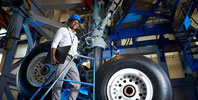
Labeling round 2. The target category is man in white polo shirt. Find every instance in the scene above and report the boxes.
[51,14,81,100]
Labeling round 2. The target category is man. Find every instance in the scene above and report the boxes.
[51,14,81,100]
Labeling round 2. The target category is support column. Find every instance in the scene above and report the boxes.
[91,0,105,69]
[179,53,193,77]
[157,35,170,77]
[93,47,104,70]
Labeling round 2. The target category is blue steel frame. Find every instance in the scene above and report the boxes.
[109,23,174,41]
[30,55,96,100]
[0,7,25,100]
[23,24,34,50]
[177,0,198,71]
[108,0,177,41]
[172,1,198,99]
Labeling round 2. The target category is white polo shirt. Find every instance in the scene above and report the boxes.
[51,27,79,57]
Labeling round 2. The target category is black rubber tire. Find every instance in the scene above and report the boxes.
[96,54,172,100]
[17,41,52,99]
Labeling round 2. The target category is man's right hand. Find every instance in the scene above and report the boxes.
[53,57,59,66]
[52,48,59,66]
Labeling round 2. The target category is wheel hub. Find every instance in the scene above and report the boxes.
[123,85,135,97]
[40,65,50,75]
[107,68,153,100]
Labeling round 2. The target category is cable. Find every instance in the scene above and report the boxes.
[110,42,113,57]
[103,36,119,54]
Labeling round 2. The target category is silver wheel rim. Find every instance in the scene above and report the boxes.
[27,52,56,87]
[107,68,153,100]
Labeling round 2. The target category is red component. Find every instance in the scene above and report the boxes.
[139,73,143,77]
[0,8,10,29]
[84,0,91,10]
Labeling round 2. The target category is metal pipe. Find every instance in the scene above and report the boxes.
[92,58,96,100]
[58,78,94,86]
[93,47,104,69]
[91,0,105,70]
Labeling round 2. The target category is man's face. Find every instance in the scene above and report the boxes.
[71,19,79,30]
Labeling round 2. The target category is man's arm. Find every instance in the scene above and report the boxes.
[52,48,59,65]
[51,28,63,65]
